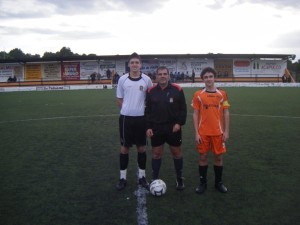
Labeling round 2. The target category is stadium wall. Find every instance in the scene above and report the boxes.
[0,56,289,83]
[1,83,299,93]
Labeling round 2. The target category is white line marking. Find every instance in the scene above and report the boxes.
[134,186,149,225]
[134,169,149,225]
[0,114,119,124]
[231,113,300,119]
[1,113,299,125]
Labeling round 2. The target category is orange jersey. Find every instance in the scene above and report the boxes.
[192,88,230,136]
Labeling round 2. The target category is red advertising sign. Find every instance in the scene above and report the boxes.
[61,62,80,80]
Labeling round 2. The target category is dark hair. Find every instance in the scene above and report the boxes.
[128,52,141,62]
[200,67,217,79]
[156,66,169,75]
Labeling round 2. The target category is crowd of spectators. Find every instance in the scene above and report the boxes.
[146,71,195,83]
[7,76,17,82]
[282,74,292,83]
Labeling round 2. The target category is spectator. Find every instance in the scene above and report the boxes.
[97,73,102,80]
[192,70,195,83]
[114,72,120,84]
[90,72,96,83]
[7,76,17,82]
[106,69,112,79]
[281,75,287,83]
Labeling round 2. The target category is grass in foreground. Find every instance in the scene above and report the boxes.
[0,87,299,225]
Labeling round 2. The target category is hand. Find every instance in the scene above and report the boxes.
[222,131,229,142]
[146,129,154,137]
[172,124,181,133]
[195,133,202,144]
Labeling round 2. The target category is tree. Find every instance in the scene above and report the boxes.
[8,48,25,59]
[287,59,300,82]
[58,47,74,57]
[43,51,58,58]
[0,51,7,59]
[42,47,76,59]
[25,53,40,59]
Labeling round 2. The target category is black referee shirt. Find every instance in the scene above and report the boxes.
[145,82,187,129]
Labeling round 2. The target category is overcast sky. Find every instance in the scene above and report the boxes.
[0,0,299,60]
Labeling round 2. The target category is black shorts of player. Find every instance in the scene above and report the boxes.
[150,123,182,147]
[119,115,147,148]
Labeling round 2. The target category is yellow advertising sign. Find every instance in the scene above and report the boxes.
[214,59,233,77]
[25,64,42,80]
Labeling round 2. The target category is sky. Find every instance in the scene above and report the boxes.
[0,0,299,61]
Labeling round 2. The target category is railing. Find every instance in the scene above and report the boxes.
[1,75,290,88]
[0,79,112,87]
[192,74,283,83]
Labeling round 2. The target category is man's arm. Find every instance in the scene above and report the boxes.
[173,89,187,132]
[117,98,123,109]
[193,109,201,144]
[145,91,153,137]
[223,108,230,142]
[177,89,187,126]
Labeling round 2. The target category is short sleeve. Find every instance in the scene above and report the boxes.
[191,92,201,110]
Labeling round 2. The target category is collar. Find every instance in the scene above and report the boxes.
[155,82,171,90]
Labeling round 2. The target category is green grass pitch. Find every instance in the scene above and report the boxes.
[0,87,300,225]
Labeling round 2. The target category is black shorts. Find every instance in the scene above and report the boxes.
[119,115,147,147]
[150,124,182,147]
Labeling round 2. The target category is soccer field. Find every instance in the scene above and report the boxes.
[0,87,300,225]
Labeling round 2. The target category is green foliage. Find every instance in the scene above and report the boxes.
[287,59,300,81]
[0,51,7,59]
[0,47,77,60]
[59,47,74,57]
[0,88,299,225]
[42,51,58,58]
[8,48,26,59]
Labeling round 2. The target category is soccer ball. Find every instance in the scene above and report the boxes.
[149,179,167,196]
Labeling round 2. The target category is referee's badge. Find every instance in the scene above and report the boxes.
[170,98,173,103]
[139,86,143,91]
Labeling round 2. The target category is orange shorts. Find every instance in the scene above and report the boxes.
[196,135,226,155]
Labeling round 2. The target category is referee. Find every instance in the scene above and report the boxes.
[145,66,187,190]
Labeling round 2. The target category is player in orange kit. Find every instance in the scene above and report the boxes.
[191,67,230,194]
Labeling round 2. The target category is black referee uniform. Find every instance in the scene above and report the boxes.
[145,82,187,147]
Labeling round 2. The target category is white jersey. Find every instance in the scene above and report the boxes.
[116,73,153,116]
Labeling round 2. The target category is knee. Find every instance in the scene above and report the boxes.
[137,146,146,153]
[172,152,182,159]
[152,151,162,159]
[170,146,182,159]
[121,147,129,154]
[214,155,223,165]
[152,148,163,159]
[200,154,208,164]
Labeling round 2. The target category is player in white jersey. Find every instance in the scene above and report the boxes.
[116,52,153,190]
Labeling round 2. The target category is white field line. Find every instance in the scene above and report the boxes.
[0,114,120,124]
[134,169,149,225]
[134,186,149,225]
[0,113,299,125]
[231,113,300,119]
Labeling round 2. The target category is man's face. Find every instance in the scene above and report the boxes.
[128,58,141,73]
[157,69,169,86]
[202,72,215,87]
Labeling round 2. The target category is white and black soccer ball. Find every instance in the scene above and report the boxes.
[149,179,167,196]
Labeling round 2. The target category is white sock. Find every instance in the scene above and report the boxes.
[138,168,146,179]
[120,169,127,180]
